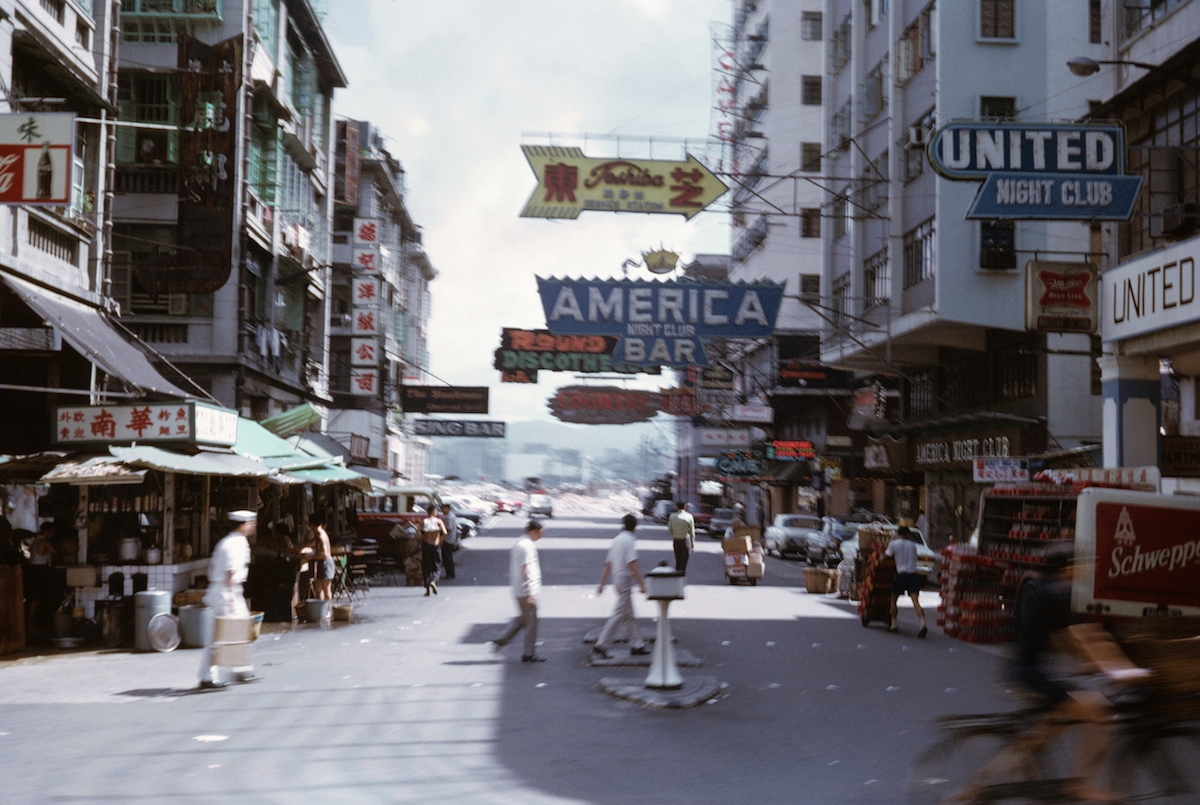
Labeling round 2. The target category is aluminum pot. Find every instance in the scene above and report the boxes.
[118,538,141,562]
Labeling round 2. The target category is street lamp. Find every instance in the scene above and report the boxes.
[1067,56,1200,94]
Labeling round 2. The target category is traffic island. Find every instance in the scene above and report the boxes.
[598,675,722,709]
[587,646,703,667]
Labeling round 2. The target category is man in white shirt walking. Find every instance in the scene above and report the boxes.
[493,519,546,662]
[198,510,256,689]
[592,513,648,661]
[666,501,695,574]
[885,526,927,638]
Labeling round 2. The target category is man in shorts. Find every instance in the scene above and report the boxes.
[885,526,927,637]
[308,511,334,606]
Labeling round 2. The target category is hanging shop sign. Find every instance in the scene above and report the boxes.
[401,385,489,415]
[973,458,1029,483]
[1158,436,1200,478]
[537,277,783,367]
[659,387,702,417]
[350,368,378,396]
[548,385,661,425]
[350,337,377,367]
[698,428,751,448]
[0,112,74,205]
[928,122,1141,220]
[766,440,816,461]
[729,403,773,424]
[493,328,654,381]
[520,146,727,220]
[349,433,369,461]
[714,450,767,479]
[53,402,237,446]
[778,359,853,389]
[413,419,506,438]
[1025,260,1099,333]
[1101,238,1199,342]
[141,35,242,296]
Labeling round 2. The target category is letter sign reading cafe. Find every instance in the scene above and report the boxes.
[928,122,1142,220]
[536,277,783,367]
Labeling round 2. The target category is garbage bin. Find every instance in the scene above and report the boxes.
[134,590,171,652]
[178,604,214,648]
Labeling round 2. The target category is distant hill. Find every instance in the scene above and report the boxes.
[504,418,675,454]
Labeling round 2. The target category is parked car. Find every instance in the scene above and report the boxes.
[492,498,522,515]
[686,502,713,533]
[804,515,885,567]
[837,524,940,586]
[444,498,483,525]
[707,507,738,537]
[649,499,675,524]
[762,513,824,558]
[528,494,554,518]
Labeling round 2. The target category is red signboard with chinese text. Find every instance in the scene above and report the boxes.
[52,402,237,446]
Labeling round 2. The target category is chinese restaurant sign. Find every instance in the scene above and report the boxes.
[493,327,656,383]
[1025,260,1098,333]
[928,122,1141,220]
[0,113,74,205]
[53,402,238,446]
[350,217,382,394]
[401,386,489,415]
[520,146,727,220]
[536,277,783,367]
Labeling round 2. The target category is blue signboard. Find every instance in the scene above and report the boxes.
[928,122,1142,221]
[967,173,1143,220]
[536,277,784,367]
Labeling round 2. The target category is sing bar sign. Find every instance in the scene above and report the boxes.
[928,122,1142,220]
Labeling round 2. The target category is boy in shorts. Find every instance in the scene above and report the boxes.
[885,526,927,637]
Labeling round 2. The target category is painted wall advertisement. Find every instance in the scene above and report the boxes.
[0,112,74,205]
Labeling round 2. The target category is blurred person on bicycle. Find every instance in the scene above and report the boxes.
[1001,544,1151,802]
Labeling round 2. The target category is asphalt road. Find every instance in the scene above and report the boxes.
[0,510,1020,805]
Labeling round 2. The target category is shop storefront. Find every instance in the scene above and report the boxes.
[0,404,370,649]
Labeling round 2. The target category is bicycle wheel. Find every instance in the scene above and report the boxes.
[907,723,1073,804]
[1107,722,1199,802]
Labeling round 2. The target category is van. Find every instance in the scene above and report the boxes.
[355,486,441,553]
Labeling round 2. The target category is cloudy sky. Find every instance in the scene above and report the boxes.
[323,0,732,426]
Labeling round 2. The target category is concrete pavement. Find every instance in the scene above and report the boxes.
[1,511,1013,805]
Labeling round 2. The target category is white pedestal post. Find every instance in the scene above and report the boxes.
[645,599,683,690]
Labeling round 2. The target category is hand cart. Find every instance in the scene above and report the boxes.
[857,525,895,627]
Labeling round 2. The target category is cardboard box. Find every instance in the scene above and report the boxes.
[211,641,249,666]
[746,556,764,579]
[723,536,752,554]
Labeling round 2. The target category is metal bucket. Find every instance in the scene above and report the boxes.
[133,590,171,651]
[177,604,214,648]
[303,599,330,623]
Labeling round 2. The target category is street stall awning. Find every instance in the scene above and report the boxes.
[109,445,273,477]
[260,403,324,438]
[279,465,371,491]
[0,452,70,483]
[0,273,193,398]
[294,431,354,464]
[234,417,304,460]
[40,456,147,485]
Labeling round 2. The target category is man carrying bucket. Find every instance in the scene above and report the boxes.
[198,510,257,690]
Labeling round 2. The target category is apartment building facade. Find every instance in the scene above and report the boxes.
[819,0,1107,542]
[328,119,435,480]
[110,0,345,420]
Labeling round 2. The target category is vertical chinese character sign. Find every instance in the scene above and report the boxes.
[0,113,75,205]
[350,218,382,396]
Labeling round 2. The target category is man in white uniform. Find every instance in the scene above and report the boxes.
[492,519,545,662]
[885,526,927,638]
[198,510,256,689]
[592,513,647,660]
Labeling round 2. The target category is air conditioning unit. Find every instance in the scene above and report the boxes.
[904,126,930,150]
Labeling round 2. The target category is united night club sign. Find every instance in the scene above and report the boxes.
[536,277,783,367]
